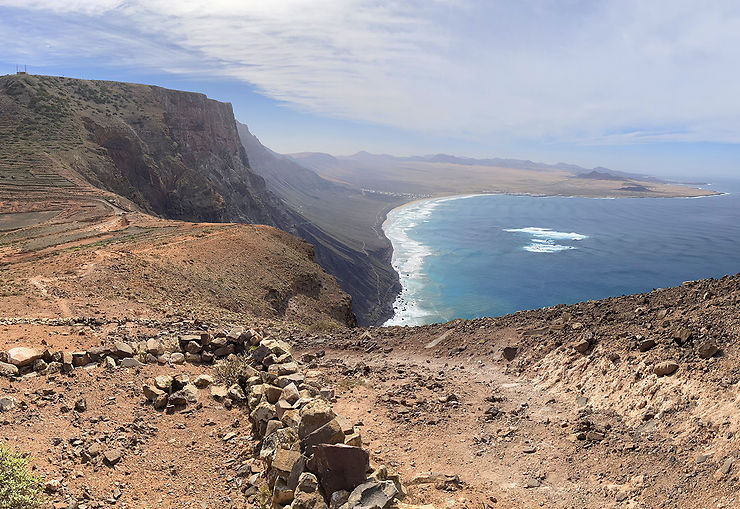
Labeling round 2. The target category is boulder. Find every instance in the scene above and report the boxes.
[313,444,369,495]
[170,353,185,365]
[282,383,301,405]
[7,347,43,367]
[638,339,656,352]
[0,361,18,377]
[697,340,719,359]
[502,346,518,361]
[120,358,143,368]
[302,418,345,451]
[71,351,91,367]
[654,360,679,376]
[346,481,398,509]
[299,399,337,438]
[0,396,17,412]
[211,385,228,400]
[572,339,590,353]
[146,339,164,356]
[143,385,166,401]
[154,375,173,391]
[291,472,328,509]
[112,342,134,358]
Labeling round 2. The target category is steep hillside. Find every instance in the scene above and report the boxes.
[0,202,354,326]
[0,74,294,225]
[238,123,404,325]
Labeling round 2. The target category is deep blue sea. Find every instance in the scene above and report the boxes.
[383,179,740,326]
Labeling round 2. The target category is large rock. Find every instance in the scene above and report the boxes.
[146,339,164,356]
[142,384,165,401]
[0,396,17,412]
[697,340,719,359]
[291,472,329,509]
[112,341,134,358]
[346,481,398,509]
[303,419,345,451]
[313,444,369,495]
[299,399,337,438]
[0,361,19,377]
[654,360,679,376]
[7,347,43,367]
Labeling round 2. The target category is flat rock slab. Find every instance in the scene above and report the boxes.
[7,347,43,367]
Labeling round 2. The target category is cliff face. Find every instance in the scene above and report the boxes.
[238,123,402,326]
[0,74,293,226]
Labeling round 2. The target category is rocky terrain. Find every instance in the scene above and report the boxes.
[2,205,740,508]
[3,72,739,509]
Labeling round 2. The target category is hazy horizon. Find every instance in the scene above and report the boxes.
[2,0,739,178]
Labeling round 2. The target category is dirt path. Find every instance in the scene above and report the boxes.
[29,275,73,317]
[298,337,728,509]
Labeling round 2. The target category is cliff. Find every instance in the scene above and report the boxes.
[237,123,402,326]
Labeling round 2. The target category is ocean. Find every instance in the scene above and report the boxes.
[383,180,740,326]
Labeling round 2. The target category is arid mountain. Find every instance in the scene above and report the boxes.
[0,74,292,225]
[291,151,716,198]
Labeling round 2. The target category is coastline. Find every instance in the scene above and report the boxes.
[379,188,729,327]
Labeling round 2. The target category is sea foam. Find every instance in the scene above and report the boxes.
[504,227,588,253]
[383,198,446,326]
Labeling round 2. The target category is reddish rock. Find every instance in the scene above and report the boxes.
[7,347,43,367]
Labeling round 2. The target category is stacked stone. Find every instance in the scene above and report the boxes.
[244,337,403,509]
[0,327,259,378]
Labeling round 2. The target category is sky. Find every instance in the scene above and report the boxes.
[1,0,739,179]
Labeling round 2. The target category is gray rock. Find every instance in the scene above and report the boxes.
[120,358,143,368]
[697,340,719,359]
[0,361,19,377]
[346,481,398,509]
[282,383,300,404]
[146,339,164,356]
[170,353,185,365]
[313,444,369,496]
[113,341,134,358]
[0,396,17,412]
[32,358,48,373]
[298,399,336,438]
[185,341,202,354]
[638,338,656,352]
[74,398,87,412]
[143,384,166,401]
[103,449,122,466]
[194,375,214,388]
[502,346,518,361]
[71,351,90,367]
[572,339,590,353]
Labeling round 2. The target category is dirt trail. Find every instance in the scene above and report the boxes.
[29,275,73,317]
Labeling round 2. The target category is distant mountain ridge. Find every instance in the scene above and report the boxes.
[293,151,662,183]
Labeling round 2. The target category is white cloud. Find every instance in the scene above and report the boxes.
[2,0,740,144]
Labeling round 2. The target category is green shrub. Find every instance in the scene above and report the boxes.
[0,444,44,509]
[305,319,342,334]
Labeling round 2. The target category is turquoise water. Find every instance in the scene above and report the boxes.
[383,180,740,326]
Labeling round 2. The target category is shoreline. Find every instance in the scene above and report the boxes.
[378,188,730,327]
